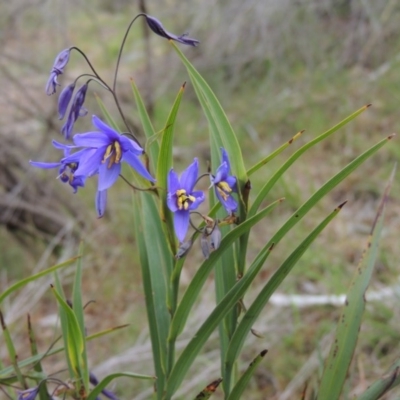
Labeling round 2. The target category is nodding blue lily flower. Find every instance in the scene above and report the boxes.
[45,48,71,95]
[17,386,40,400]
[30,140,86,193]
[210,148,237,214]
[89,372,119,400]
[61,115,155,217]
[167,158,205,242]
[144,14,199,47]
[61,83,88,139]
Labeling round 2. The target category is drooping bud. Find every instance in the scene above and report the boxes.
[58,83,75,120]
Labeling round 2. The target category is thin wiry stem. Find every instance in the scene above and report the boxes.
[119,174,157,193]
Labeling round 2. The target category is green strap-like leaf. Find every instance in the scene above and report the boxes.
[86,372,155,400]
[317,164,395,400]
[132,193,167,399]
[227,350,268,400]
[225,201,346,393]
[171,42,247,188]
[165,135,393,397]
[51,285,86,390]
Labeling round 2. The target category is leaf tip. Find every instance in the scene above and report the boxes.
[387,133,396,140]
[338,200,348,209]
[260,349,268,357]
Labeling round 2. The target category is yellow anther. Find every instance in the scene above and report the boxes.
[114,141,122,163]
[176,189,186,196]
[102,144,113,163]
[183,202,189,210]
[218,181,232,193]
[217,186,229,201]
[188,195,196,203]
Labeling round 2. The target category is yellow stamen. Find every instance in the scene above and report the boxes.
[102,144,113,163]
[218,181,232,193]
[217,186,229,201]
[114,141,122,163]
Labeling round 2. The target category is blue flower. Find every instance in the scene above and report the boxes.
[30,140,86,193]
[144,15,199,47]
[17,386,40,400]
[61,116,155,217]
[61,83,88,139]
[45,48,71,95]
[210,148,237,213]
[167,158,205,242]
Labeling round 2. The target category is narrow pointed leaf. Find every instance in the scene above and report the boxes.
[51,285,85,386]
[225,202,346,392]
[0,256,79,304]
[166,135,393,397]
[132,193,167,399]
[317,165,395,400]
[247,130,304,176]
[227,350,268,400]
[171,42,247,188]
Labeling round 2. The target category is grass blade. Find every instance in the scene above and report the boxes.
[0,256,79,304]
[317,164,396,400]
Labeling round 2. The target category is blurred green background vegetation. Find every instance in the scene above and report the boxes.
[1,0,400,398]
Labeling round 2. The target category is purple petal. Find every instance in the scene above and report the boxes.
[52,48,71,72]
[95,190,107,218]
[221,148,231,172]
[45,71,59,95]
[226,175,237,192]
[214,161,229,183]
[73,147,105,176]
[73,132,111,148]
[168,169,180,193]
[119,135,143,155]
[174,210,190,242]
[180,158,198,192]
[92,115,119,140]
[58,83,75,120]
[122,151,155,182]
[52,140,76,151]
[98,162,121,191]
[188,190,205,210]
[167,193,178,212]
[215,189,237,213]
[30,161,60,169]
